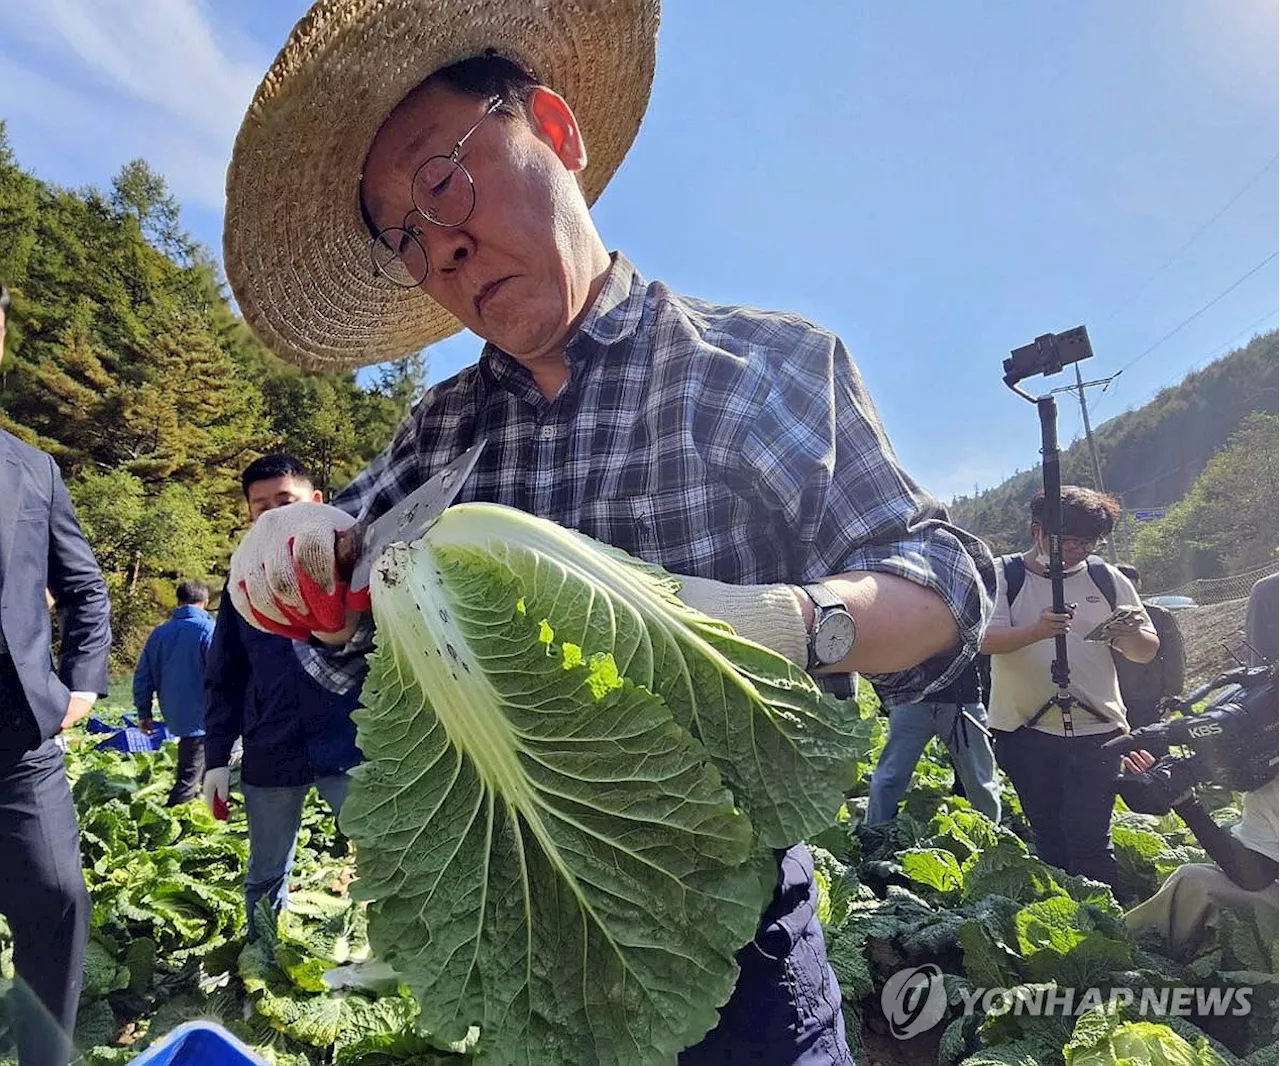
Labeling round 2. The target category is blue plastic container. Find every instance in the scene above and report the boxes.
[130,1021,267,1065]
[94,723,169,754]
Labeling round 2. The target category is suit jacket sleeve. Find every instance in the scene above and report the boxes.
[204,588,247,770]
[45,454,111,695]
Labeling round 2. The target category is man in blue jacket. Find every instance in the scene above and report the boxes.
[1,280,111,1066]
[203,455,361,936]
[134,579,216,806]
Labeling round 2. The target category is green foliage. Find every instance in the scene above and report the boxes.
[1064,1005,1231,1065]
[70,472,217,577]
[819,799,1276,1066]
[0,693,1272,1066]
[1131,414,1279,589]
[69,471,219,668]
[0,126,418,666]
[0,725,463,1066]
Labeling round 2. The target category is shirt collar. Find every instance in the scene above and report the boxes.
[571,252,646,351]
[478,252,646,387]
[171,605,207,619]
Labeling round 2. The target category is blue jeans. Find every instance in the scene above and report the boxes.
[243,773,351,937]
[867,702,1000,824]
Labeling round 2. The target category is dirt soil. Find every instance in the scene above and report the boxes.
[1173,598,1250,686]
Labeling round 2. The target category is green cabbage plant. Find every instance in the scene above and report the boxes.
[341,503,868,1065]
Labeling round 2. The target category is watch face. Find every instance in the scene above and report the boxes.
[814,612,856,664]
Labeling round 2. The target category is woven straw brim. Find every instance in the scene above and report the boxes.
[224,0,659,372]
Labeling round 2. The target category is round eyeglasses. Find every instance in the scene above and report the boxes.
[369,98,503,289]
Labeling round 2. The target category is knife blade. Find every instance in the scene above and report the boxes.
[336,440,486,591]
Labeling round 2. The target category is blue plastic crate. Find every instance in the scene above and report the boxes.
[130,1022,267,1065]
[94,723,169,754]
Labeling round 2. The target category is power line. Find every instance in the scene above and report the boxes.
[1102,153,1279,323]
[1195,305,1280,366]
[1094,303,1280,419]
[1113,457,1204,501]
[1109,249,1278,381]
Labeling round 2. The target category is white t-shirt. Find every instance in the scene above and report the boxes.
[987,558,1153,736]
[1233,777,1279,862]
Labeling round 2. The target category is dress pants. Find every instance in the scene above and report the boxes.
[0,741,92,1066]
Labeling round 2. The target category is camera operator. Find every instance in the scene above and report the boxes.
[1122,744,1277,957]
[982,486,1158,888]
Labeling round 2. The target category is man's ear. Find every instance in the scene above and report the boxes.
[527,86,588,172]
[311,489,324,504]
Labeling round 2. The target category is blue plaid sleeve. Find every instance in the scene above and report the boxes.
[739,325,995,701]
[294,616,373,695]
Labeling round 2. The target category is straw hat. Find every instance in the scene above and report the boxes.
[224,0,660,372]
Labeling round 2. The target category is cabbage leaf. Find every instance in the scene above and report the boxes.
[342,503,866,1065]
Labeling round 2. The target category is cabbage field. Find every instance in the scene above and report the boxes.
[0,688,1272,1066]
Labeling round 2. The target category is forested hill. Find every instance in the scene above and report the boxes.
[0,124,425,664]
[950,331,1278,556]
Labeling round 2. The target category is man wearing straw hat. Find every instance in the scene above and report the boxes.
[223,2,993,1061]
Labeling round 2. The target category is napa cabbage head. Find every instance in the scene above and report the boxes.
[341,502,868,1065]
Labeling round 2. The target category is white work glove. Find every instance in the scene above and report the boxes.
[203,766,231,820]
[675,576,808,668]
[228,502,368,641]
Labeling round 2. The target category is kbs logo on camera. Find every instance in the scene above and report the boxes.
[881,965,1254,1040]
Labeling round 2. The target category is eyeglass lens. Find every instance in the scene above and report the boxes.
[412,157,474,227]
[370,229,428,289]
[370,157,475,287]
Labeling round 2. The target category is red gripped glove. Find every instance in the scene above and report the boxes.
[228,502,371,641]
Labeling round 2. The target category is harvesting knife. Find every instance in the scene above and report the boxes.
[336,440,486,591]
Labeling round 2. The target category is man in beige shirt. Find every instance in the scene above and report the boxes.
[981,486,1158,888]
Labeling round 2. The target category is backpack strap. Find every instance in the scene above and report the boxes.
[1001,554,1026,606]
[1085,555,1117,610]
[1004,552,1117,610]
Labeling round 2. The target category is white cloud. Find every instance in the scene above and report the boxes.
[0,0,264,210]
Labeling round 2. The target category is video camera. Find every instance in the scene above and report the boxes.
[1110,665,1278,816]
[1002,326,1094,388]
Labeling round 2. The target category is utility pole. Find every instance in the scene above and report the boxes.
[1074,362,1118,563]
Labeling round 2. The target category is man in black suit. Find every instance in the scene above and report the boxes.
[0,281,112,1066]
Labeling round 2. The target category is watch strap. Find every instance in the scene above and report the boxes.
[801,582,845,613]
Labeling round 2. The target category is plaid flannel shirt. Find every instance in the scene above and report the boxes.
[297,253,994,698]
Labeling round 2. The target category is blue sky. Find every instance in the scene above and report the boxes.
[1,1,1276,503]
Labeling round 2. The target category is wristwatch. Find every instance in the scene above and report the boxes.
[799,583,857,670]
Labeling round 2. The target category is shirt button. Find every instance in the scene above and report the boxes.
[539,425,554,440]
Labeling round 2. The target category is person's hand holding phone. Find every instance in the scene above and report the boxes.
[1104,607,1146,635]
